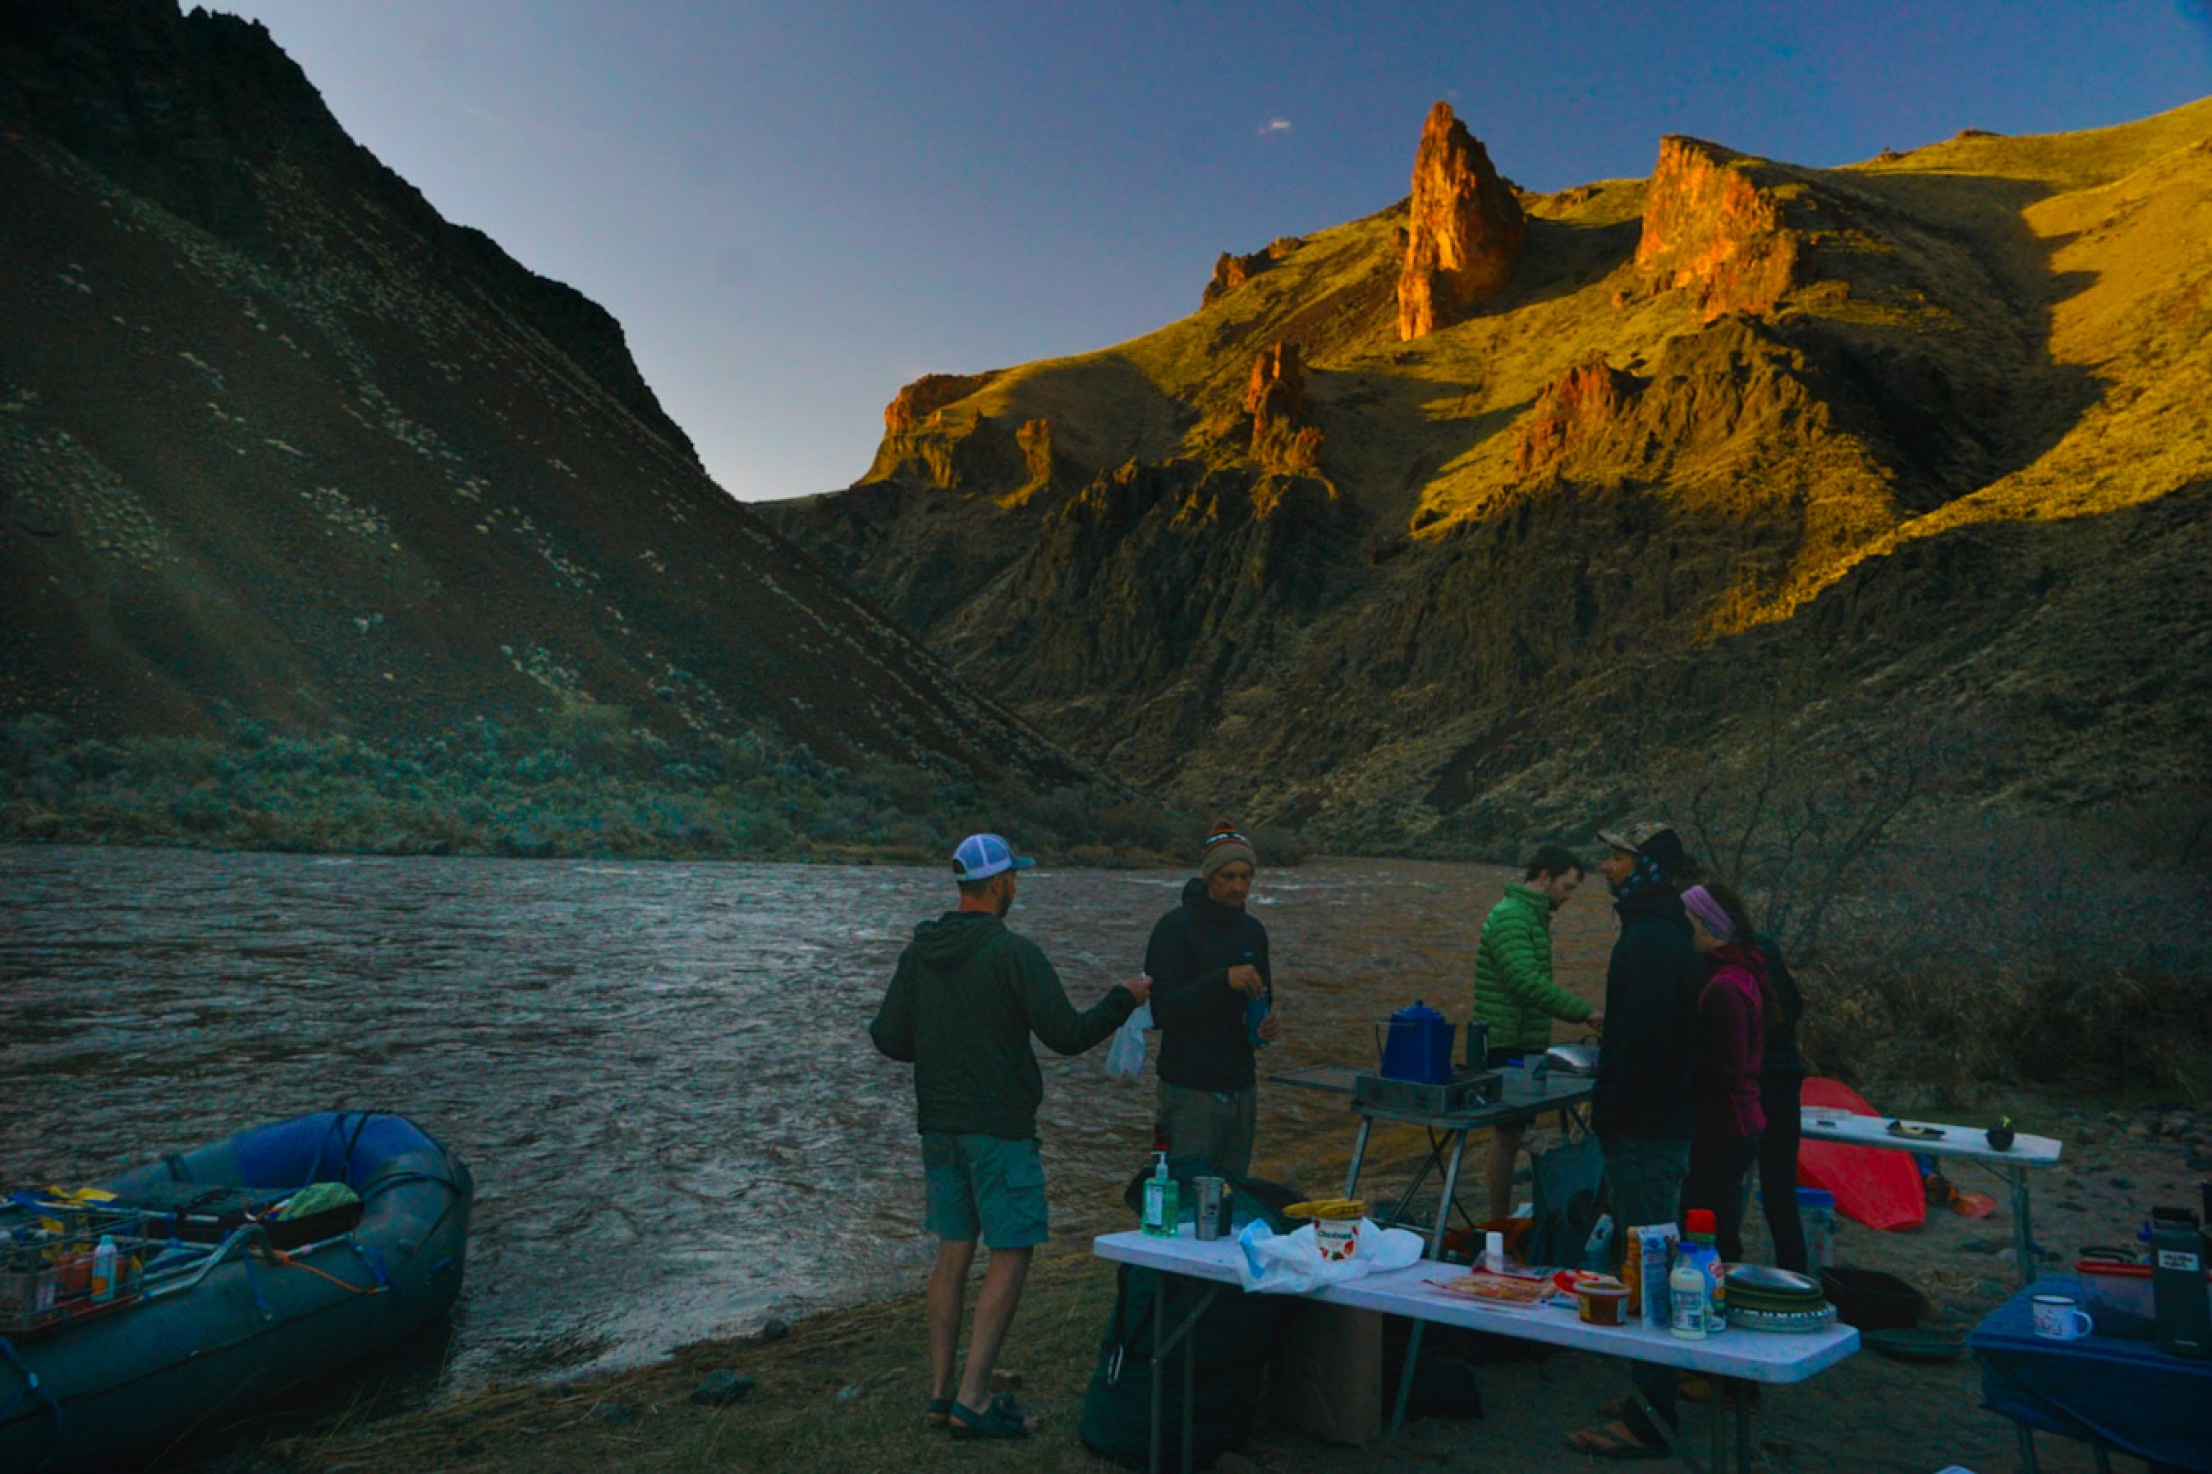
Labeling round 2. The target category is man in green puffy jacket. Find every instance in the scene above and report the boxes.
[1472,843,1604,1219]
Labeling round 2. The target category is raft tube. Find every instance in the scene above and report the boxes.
[0,1111,472,1472]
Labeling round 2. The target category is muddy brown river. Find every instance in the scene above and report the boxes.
[0,845,1618,1387]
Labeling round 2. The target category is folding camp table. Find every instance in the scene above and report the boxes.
[1096,1226,1860,1474]
[1798,1109,2063,1286]
[1273,1061,1596,1429]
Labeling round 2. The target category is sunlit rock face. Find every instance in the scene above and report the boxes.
[1395,101,1527,340]
[1203,236,1303,307]
[1634,135,1803,322]
[1513,355,1641,476]
[1245,342,1321,473]
[883,372,998,435]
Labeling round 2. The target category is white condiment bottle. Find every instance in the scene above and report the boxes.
[1668,1249,1708,1339]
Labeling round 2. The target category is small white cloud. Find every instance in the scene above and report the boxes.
[457,101,516,136]
[1257,118,1292,138]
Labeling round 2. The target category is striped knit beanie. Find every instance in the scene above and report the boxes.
[1199,821,1258,881]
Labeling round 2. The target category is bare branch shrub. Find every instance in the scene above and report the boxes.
[1664,684,2212,1097]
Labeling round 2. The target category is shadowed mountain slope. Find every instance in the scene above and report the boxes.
[0,0,1094,805]
[766,98,2212,849]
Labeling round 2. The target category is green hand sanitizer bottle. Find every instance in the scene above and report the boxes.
[1142,1152,1179,1238]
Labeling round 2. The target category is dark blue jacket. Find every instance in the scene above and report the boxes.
[1592,885,1703,1141]
[1145,877,1272,1092]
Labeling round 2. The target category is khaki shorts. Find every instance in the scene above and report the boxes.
[921,1132,1048,1249]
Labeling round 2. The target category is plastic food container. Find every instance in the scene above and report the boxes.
[1576,1281,1631,1326]
[2076,1258,2212,1340]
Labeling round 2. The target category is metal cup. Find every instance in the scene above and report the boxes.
[1463,1019,1490,1070]
[1192,1176,1230,1240]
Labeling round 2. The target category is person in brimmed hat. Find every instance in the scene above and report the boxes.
[870,833,1151,1440]
[1142,820,1278,1176]
[1571,820,1706,1460]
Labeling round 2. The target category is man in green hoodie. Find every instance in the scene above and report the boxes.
[1472,843,1603,1220]
[870,832,1150,1441]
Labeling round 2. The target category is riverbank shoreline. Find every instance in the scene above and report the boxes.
[187,1090,2208,1474]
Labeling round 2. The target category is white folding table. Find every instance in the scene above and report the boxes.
[1798,1109,2064,1285]
[1095,1226,1859,1474]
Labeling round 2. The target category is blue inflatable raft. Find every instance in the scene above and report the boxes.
[0,1111,473,1472]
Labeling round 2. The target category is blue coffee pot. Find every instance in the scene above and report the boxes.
[1378,1000,1456,1084]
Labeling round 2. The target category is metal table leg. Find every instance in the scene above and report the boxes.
[1710,1377,1727,1473]
[2007,1165,2037,1287]
[1629,1384,1704,1473]
[2014,1420,2041,1473]
[1431,1129,1468,1258]
[1344,1115,1373,1198]
[1183,1309,1197,1474]
[1149,1274,1163,1474]
[1732,1378,1752,1472]
[1144,1273,1223,1474]
[1385,1129,1471,1436]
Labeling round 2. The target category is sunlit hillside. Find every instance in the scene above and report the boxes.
[768,97,2212,855]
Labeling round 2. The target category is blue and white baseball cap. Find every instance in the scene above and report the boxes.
[952,833,1036,881]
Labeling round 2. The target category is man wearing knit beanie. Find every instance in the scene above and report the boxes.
[1142,821,1277,1176]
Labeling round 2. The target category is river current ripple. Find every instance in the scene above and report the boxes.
[0,845,1613,1387]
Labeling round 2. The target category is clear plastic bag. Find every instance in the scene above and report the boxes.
[1104,1003,1152,1079]
[1233,1218,1425,1294]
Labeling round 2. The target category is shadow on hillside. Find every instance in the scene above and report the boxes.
[1475,215,1643,317]
[1784,167,2111,515]
[1302,368,1521,520]
[1009,350,1198,476]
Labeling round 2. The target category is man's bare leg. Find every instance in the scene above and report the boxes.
[927,1239,977,1410]
[1486,1120,1525,1223]
[954,1245,1035,1419]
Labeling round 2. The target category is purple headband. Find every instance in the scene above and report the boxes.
[1681,885,1735,941]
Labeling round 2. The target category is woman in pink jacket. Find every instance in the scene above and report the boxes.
[1680,883,1772,1263]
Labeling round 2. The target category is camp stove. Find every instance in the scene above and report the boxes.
[1351,1066,1502,1117]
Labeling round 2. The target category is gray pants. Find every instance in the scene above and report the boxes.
[1602,1135,1692,1431]
[1155,1080,1256,1178]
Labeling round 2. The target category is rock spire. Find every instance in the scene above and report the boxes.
[1395,102,1527,340]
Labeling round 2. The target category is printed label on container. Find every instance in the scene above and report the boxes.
[2158,1249,2202,1272]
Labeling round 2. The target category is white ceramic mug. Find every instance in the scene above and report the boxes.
[2031,1293,2093,1341]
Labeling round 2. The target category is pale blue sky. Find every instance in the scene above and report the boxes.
[230,2,2212,501]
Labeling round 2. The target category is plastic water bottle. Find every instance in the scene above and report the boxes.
[1684,1208,1726,1333]
[1797,1188,1837,1272]
[91,1235,118,1303]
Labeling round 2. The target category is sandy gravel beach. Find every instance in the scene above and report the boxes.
[210,1089,2207,1474]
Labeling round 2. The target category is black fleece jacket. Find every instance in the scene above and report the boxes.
[1591,885,1704,1141]
[1144,877,1273,1093]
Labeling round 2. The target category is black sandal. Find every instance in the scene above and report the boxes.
[949,1395,1035,1440]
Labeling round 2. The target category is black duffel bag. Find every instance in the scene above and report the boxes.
[1078,1169,1298,1471]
